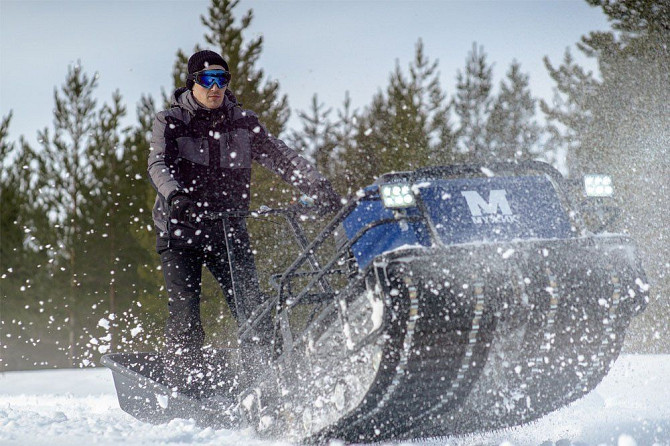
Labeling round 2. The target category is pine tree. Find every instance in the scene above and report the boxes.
[106,95,168,353]
[340,40,454,189]
[1,112,67,370]
[170,0,289,134]
[1,114,26,368]
[288,94,338,176]
[485,61,542,162]
[80,91,159,354]
[542,0,669,351]
[453,43,493,162]
[329,92,360,196]
[25,63,101,365]
[0,112,23,268]
[541,49,600,173]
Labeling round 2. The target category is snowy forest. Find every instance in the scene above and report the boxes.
[1,0,667,371]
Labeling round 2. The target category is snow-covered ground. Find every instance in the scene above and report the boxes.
[0,355,668,446]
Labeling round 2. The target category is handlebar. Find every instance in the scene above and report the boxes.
[195,204,319,222]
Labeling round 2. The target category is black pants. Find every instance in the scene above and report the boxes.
[158,218,272,393]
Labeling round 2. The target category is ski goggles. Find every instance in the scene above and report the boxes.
[189,69,231,89]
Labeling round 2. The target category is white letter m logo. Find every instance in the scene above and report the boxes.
[461,189,512,217]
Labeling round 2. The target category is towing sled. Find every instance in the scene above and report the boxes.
[103,161,648,443]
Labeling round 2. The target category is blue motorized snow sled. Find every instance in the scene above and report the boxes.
[103,160,648,443]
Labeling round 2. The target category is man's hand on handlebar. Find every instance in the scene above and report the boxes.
[291,193,343,216]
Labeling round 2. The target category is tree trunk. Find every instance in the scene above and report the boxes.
[69,251,76,367]
[109,279,117,352]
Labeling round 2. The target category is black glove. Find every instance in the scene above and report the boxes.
[310,180,343,215]
[169,193,197,226]
[319,189,343,214]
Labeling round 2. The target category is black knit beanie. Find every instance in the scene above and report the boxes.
[186,50,229,89]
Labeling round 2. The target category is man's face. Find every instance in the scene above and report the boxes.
[192,64,226,109]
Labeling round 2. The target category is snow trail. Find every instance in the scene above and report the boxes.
[0,355,668,445]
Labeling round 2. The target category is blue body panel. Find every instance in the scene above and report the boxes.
[343,175,573,269]
[341,196,431,269]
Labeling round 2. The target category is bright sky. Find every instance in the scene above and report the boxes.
[1,0,610,148]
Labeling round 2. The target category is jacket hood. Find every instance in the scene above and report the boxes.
[169,88,240,114]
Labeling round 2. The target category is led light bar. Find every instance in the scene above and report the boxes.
[380,183,416,208]
[584,174,614,197]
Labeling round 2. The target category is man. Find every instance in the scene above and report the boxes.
[148,49,341,397]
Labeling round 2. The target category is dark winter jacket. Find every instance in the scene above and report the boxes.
[148,88,339,245]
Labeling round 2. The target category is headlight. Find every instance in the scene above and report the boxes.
[380,183,416,208]
[584,174,614,197]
